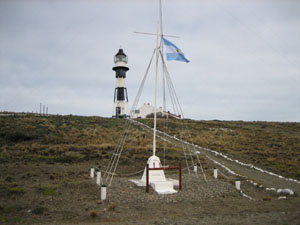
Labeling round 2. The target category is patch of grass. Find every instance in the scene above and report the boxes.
[0,182,26,196]
[0,215,7,223]
[9,187,26,195]
[263,196,272,201]
[65,180,82,185]
[0,205,23,223]
[38,184,60,196]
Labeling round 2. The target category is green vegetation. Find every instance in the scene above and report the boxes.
[38,184,60,196]
[9,187,26,195]
[0,205,23,223]
[0,114,299,179]
[0,179,26,197]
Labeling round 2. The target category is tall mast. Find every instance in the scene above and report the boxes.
[152,0,164,156]
[159,0,163,40]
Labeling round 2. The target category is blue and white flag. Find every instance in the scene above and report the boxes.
[162,38,189,63]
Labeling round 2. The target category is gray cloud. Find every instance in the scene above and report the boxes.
[0,0,299,121]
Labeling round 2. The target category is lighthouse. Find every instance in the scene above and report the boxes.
[112,48,129,118]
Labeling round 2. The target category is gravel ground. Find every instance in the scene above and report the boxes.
[1,161,300,225]
[107,174,238,204]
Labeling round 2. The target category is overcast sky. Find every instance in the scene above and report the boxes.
[0,0,299,122]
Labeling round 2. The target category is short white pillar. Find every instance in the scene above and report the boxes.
[90,168,95,178]
[96,171,101,186]
[101,185,107,200]
[235,180,241,190]
[213,168,218,179]
[193,165,198,173]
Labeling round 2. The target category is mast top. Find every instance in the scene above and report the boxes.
[133,0,179,41]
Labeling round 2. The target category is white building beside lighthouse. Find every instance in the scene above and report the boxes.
[132,103,164,119]
[132,103,182,119]
[112,49,129,118]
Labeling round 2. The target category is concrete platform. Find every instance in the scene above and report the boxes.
[150,181,177,194]
[129,155,179,194]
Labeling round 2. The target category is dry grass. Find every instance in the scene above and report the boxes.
[0,114,299,179]
[147,118,300,179]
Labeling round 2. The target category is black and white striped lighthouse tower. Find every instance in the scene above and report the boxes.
[112,49,129,118]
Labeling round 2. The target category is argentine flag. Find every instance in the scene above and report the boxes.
[163,38,189,63]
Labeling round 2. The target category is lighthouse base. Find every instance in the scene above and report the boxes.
[129,155,178,194]
[112,114,127,119]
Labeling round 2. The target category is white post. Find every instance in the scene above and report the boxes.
[193,165,197,173]
[90,168,95,178]
[96,171,101,186]
[235,180,241,190]
[213,168,218,179]
[101,185,107,200]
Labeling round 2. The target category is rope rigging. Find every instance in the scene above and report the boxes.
[104,31,208,186]
[159,49,207,180]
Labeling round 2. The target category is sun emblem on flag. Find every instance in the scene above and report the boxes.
[176,49,181,54]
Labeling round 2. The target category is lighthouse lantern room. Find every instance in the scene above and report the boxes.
[112,49,129,118]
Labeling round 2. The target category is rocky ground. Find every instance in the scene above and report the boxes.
[1,159,300,225]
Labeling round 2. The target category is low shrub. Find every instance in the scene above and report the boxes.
[5,176,13,182]
[89,210,98,217]
[32,207,47,215]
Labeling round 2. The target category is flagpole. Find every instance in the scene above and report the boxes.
[153,25,159,156]
[159,0,163,40]
[159,0,165,56]
[152,0,164,156]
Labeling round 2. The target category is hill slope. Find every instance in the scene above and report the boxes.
[1,114,299,178]
[1,114,300,224]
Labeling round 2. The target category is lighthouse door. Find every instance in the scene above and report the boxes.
[116,107,121,118]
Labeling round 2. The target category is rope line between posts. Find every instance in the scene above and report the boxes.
[101,169,144,177]
[217,169,237,181]
[116,169,144,177]
[198,166,214,172]
[101,165,214,178]
[216,168,248,182]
